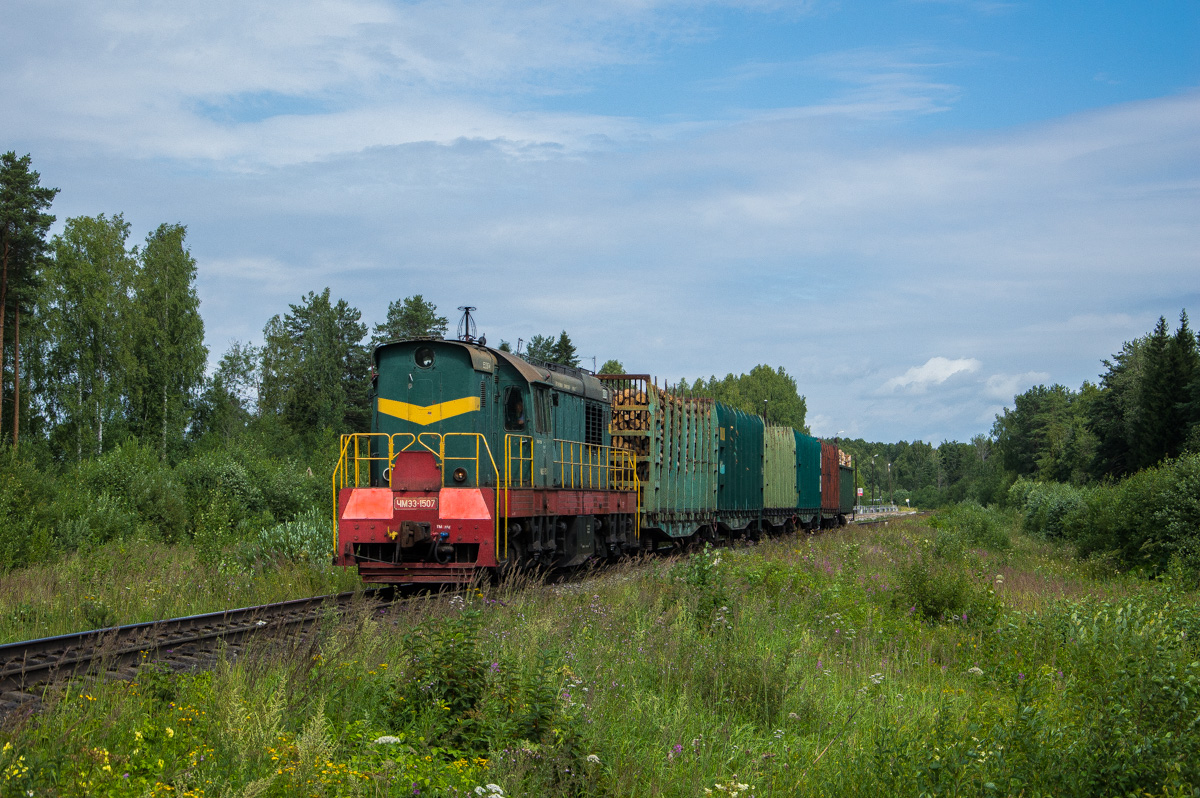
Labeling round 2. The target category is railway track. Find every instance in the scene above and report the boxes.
[0,589,384,714]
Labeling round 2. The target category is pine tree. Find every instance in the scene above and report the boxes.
[260,289,369,436]
[551,330,579,367]
[0,152,58,444]
[371,295,448,345]
[1136,316,1175,468]
[1166,310,1199,458]
[524,334,555,362]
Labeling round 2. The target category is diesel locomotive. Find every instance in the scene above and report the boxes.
[333,335,855,585]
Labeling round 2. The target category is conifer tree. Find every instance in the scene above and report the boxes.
[0,152,58,443]
[1137,316,1176,468]
[371,295,448,345]
[551,330,579,367]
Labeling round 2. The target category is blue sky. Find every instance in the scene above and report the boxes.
[3,0,1198,442]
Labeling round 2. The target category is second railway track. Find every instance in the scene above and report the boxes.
[0,589,385,711]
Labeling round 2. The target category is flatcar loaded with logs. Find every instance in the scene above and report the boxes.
[333,334,855,585]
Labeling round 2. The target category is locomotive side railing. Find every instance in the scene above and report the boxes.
[504,434,535,489]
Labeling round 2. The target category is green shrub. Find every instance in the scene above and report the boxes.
[176,450,266,527]
[255,509,333,564]
[72,440,188,541]
[894,552,999,626]
[1057,454,1200,574]
[1009,478,1088,539]
[929,502,1013,553]
[0,449,57,570]
[53,490,140,549]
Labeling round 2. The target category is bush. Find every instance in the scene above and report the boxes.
[176,450,266,527]
[1047,453,1200,575]
[1009,478,1087,539]
[0,449,57,570]
[893,551,999,626]
[928,502,1013,553]
[255,509,333,565]
[72,440,188,541]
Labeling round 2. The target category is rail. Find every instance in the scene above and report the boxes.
[0,591,381,693]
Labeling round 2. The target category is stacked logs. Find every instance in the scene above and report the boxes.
[611,387,653,457]
[838,449,853,468]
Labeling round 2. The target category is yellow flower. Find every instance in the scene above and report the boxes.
[166,727,175,738]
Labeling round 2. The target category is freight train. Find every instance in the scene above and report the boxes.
[333,335,855,585]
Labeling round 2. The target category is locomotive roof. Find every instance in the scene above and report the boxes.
[375,338,609,402]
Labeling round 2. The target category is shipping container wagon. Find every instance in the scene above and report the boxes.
[763,425,799,514]
[820,440,840,526]
[716,404,765,530]
[795,431,822,527]
[839,464,856,517]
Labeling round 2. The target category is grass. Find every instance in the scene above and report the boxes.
[2,509,1199,796]
[0,537,362,643]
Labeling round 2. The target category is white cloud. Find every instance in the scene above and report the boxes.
[881,357,982,393]
[983,372,1051,402]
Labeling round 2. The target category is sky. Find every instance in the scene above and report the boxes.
[3,0,1198,443]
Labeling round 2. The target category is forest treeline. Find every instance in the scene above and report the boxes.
[841,311,1200,511]
[2,153,1196,575]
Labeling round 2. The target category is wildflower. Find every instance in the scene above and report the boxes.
[166,727,174,738]
[586,754,601,764]
[967,667,984,675]
[374,736,403,744]
[869,673,884,685]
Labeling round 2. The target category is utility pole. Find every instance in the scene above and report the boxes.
[871,455,878,505]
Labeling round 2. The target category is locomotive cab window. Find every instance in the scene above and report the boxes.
[504,387,527,431]
[534,388,552,435]
[414,346,435,368]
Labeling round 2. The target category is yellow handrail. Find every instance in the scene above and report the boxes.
[334,430,643,564]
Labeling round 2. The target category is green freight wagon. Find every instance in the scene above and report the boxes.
[839,464,856,518]
[716,404,764,531]
[795,431,822,527]
[764,425,799,512]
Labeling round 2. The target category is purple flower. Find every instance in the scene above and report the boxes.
[1018,672,1025,681]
